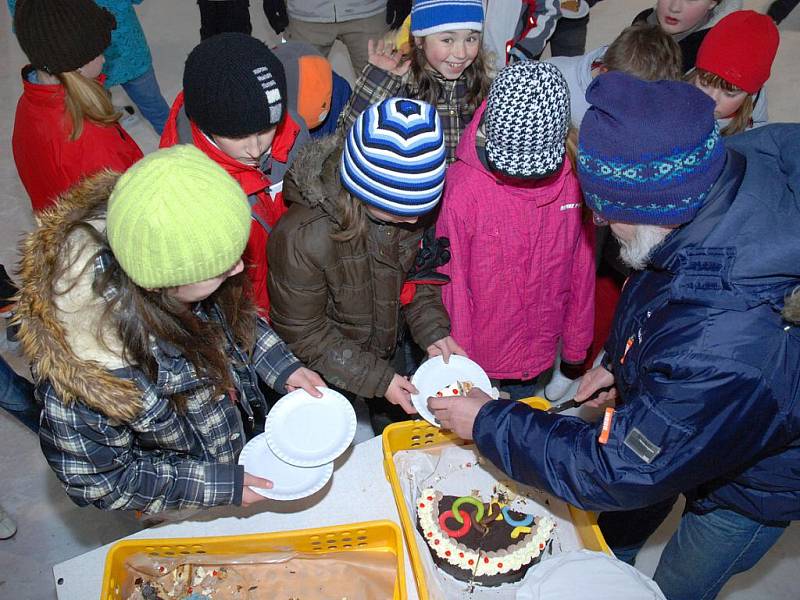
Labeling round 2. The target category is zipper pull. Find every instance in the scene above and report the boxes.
[620,335,635,365]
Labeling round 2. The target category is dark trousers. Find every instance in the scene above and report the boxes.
[197,0,252,40]
[549,15,590,57]
[768,0,799,23]
[0,265,16,310]
[0,356,39,433]
[598,496,678,557]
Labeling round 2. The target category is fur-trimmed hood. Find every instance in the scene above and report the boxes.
[282,134,344,225]
[14,171,142,422]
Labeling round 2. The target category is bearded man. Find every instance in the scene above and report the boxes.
[428,71,800,600]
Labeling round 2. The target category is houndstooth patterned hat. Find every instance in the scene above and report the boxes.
[485,61,571,179]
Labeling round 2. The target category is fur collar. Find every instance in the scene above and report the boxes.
[14,171,143,422]
[283,134,344,224]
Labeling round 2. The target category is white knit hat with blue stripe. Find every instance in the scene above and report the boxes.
[411,0,484,36]
[340,98,446,216]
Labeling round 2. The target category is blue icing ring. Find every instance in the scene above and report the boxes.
[501,506,533,527]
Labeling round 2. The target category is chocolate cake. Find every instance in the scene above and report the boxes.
[416,488,555,586]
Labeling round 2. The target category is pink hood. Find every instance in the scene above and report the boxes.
[436,101,595,379]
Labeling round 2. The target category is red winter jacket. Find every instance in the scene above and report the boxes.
[160,92,304,316]
[12,67,143,213]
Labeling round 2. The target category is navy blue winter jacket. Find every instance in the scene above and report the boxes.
[474,124,800,525]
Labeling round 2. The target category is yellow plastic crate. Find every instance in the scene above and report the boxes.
[101,520,406,599]
[382,397,611,599]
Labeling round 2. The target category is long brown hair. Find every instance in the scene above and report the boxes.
[52,204,256,411]
[409,35,492,111]
[685,69,755,136]
[330,189,369,242]
[57,70,120,141]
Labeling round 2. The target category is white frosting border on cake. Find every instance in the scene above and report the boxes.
[417,488,555,578]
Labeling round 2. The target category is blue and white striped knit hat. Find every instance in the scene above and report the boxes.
[340,98,446,216]
[410,0,484,36]
[578,72,725,226]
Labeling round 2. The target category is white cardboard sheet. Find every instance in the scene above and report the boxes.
[394,444,585,599]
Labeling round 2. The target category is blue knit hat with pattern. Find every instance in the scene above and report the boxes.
[340,98,446,216]
[411,0,484,36]
[578,72,725,226]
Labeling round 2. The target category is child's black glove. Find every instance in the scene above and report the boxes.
[263,0,289,34]
[400,230,451,305]
[386,0,412,29]
[407,229,451,285]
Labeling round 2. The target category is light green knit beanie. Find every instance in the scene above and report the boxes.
[107,145,251,289]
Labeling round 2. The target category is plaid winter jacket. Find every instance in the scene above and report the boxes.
[337,64,478,164]
[14,172,301,514]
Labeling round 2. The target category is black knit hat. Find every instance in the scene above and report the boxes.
[14,0,116,75]
[183,33,287,138]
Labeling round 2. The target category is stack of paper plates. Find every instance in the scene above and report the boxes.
[238,387,356,500]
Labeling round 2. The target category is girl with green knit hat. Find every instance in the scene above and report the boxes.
[13,145,324,514]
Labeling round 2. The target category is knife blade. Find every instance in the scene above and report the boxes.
[547,385,614,413]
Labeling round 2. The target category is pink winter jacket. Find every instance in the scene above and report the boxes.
[436,102,595,380]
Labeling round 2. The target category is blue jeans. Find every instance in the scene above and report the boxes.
[602,501,787,600]
[0,356,38,433]
[121,66,170,135]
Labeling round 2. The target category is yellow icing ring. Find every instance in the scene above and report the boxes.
[451,496,485,524]
[511,526,532,539]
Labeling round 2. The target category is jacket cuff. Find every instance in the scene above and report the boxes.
[232,464,245,506]
[472,399,557,483]
[560,346,588,366]
[413,324,451,353]
[274,361,302,394]
[374,365,396,398]
[204,463,244,507]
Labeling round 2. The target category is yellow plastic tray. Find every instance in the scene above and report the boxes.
[382,397,611,599]
[101,520,406,599]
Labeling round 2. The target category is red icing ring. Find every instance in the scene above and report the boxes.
[438,509,472,538]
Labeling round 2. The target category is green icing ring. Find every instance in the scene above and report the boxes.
[451,496,485,524]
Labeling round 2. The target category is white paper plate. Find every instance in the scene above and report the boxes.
[264,387,357,467]
[561,0,590,19]
[410,355,492,427]
[237,433,333,501]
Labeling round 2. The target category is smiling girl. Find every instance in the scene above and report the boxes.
[633,0,742,73]
[686,10,778,136]
[338,0,491,163]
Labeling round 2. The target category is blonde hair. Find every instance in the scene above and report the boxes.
[565,127,579,172]
[330,189,370,242]
[685,69,755,136]
[56,70,120,141]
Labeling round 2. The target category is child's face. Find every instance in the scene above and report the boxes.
[694,79,748,119]
[656,0,718,35]
[365,205,420,225]
[79,54,105,79]
[416,30,481,80]
[212,127,278,167]
[167,259,244,304]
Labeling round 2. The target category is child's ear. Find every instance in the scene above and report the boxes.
[414,36,425,48]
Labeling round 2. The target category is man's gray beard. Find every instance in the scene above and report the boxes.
[616,225,672,270]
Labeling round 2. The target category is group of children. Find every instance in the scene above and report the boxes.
[3,0,783,515]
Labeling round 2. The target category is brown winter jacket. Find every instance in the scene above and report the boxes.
[267,135,451,398]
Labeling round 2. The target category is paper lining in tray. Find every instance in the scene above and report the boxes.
[393,444,583,599]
